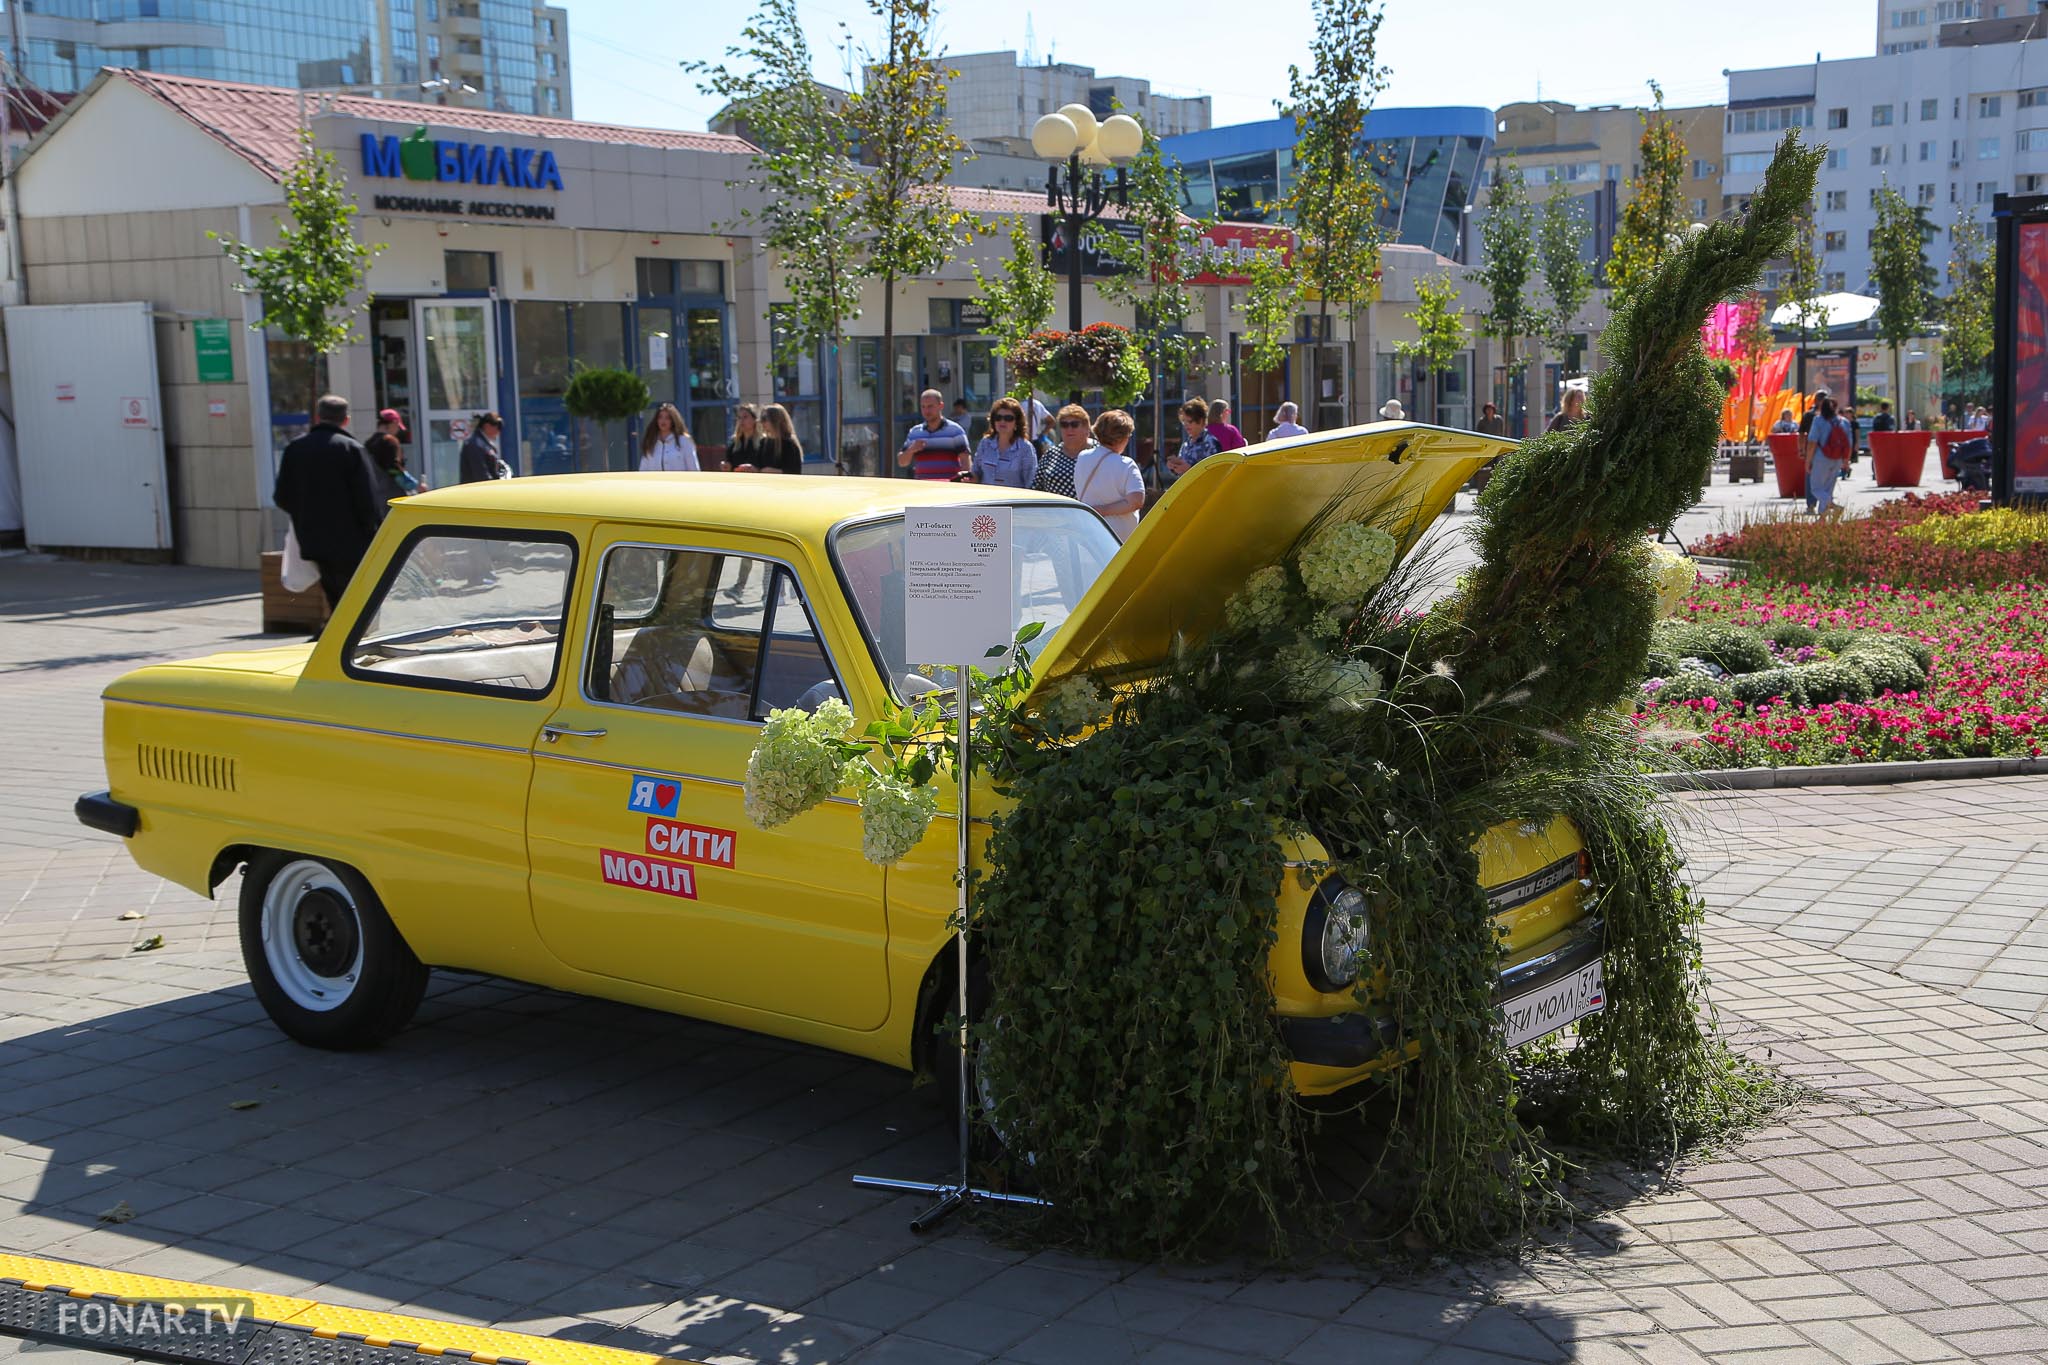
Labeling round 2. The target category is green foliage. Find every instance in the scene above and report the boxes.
[1473,160,1538,369]
[565,366,651,460]
[1765,620,1818,650]
[1093,123,1219,423]
[1394,274,1471,423]
[1943,209,1994,405]
[1281,0,1389,327]
[844,0,967,470]
[1239,246,1300,375]
[1006,325,1150,407]
[1655,671,1734,706]
[972,218,1059,398]
[1536,187,1594,357]
[1662,621,1774,674]
[210,128,386,411]
[1605,82,1691,305]
[1871,183,1934,400]
[1780,207,1830,344]
[685,0,863,395]
[1837,637,1928,692]
[1730,667,1809,706]
[1644,644,1681,678]
[1800,658,1875,703]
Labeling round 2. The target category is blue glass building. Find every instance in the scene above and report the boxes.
[15,0,551,115]
[1159,106,1494,260]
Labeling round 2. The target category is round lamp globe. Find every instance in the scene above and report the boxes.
[1057,102,1099,149]
[1031,112,1080,159]
[1096,113,1144,160]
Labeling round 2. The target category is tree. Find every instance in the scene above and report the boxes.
[1536,186,1593,372]
[687,0,863,465]
[1094,124,1217,458]
[1471,159,1538,433]
[1733,294,1775,443]
[1239,246,1298,377]
[1395,273,1470,424]
[972,217,1058,399]
[844,0,966,476]
[1779,206,1829,395]
[1943,208,1994,409]
[564,366,652,472]
[1870,182,1934,411]
[1606,82,1690,305]
[1280,0,1389,423]
[210,128,385,421]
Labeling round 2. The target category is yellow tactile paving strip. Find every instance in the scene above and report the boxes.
[0,1254,672,1365]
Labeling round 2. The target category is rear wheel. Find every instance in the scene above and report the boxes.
[238,852,427,1049]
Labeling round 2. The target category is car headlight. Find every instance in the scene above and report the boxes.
[1304,883,1371,994]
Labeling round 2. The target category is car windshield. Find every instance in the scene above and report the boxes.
[832,505,1121,698]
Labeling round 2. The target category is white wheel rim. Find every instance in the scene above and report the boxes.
[260,860,364,1012]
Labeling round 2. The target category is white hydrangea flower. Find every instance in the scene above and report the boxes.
[1223,564,1291,630]
[1322,657,1384,711]
[859,772,940,866]
[1645,543,1699,618]
[1036,673,1109,731]
[743,698,857,829]
[1297,522,1398,606]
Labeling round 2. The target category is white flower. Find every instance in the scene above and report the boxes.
[859,773,939,866]
[1646,543,1699,618]
[1297,522,1398,606]
[1036,673,1109,731]
[743,698,858,829]
[1309,608,1348,641]
[1273,638,1383,709]
[1224,564,1291,630]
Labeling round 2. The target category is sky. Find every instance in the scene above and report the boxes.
[570,0,1876,134]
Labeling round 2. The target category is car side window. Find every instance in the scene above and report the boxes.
[346,531,575,697]
[590,545,844,720]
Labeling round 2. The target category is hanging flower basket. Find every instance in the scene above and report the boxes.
[1008,323,1149,408]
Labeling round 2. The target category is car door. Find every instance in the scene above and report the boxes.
[525,525,891,1032]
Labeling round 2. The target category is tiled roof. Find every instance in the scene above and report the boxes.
[105,68,756,182]
[943,182,1288,236]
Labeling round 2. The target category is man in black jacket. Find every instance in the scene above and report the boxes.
[274,395,385,610]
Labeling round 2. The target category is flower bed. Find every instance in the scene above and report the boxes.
[1691,492,2048,587]
[1633,581,2048,765]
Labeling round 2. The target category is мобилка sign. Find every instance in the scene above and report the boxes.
[360,127,565,220]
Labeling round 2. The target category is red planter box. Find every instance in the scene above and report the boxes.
[1869,431,1930,488]
[1933,429,1973,480]
[1767,433,1807,498]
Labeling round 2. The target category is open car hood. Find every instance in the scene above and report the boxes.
[1027,421,1507,695]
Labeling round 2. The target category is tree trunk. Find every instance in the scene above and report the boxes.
[881,272,897,479]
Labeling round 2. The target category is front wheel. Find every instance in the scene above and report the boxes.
[238,852,427,1049]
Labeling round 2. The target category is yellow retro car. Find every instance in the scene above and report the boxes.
[77,423,1602,1097]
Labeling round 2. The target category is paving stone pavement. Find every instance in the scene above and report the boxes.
[3,556,2047,1365]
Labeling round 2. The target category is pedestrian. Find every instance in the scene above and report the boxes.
[1968,405,1992,430]
[1547,388,1587,433]
[897,388,970,480]
[1870,400,1896,435]
[758,404,805,475]
[638,403,699,472]
[1798,389,1827,513]
[1771,409,1797,434]
[724,403,765,470]
[1035,408,1061,458]
[954,396,988,446]
[376,408,408,443]
[1379,398,1406,421]
[1034,403,1091,498]
[364,430,420,502]
[1475,401,1508,438]
[1805,395,1851,521]
[1905,410,1922,431]
[970,396,1037,488]
[459,412,510,483]
[1270,401,1309,440]
[273,394,384,610]
[1164,398,1221,484]
[1208,398,1247,452]
[1081,409,1150,542]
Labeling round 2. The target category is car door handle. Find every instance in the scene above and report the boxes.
[541,724,607,743]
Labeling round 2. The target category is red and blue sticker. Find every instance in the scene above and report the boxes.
[627,774,679,818]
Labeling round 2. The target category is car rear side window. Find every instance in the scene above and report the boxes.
[589,545,844,721]
[345,530,575,698]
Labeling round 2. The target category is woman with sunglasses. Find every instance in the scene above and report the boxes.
[969,396,1038,487]
[1032,403,1092,498]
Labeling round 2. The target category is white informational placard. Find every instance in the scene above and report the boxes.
[903,504,1014,667]
[120,397,152,429]
[648,333,669,371]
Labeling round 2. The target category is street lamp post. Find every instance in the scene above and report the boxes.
[1030,105,1144,336]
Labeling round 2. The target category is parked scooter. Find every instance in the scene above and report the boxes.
[1951,436,1992,493]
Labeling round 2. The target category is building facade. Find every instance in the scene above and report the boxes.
[936,51,1210,159]
[1487,99,1725,259]
[14,0,570,116]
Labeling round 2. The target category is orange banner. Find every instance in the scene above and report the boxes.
[1722,347,1798,441]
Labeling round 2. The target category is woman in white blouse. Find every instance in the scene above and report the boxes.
[638,403,699,471]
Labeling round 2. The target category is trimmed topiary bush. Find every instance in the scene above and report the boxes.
[1798,658,1874,703]
[1645,645,1681,679]
[1839,640,1928,694]
[1764,621,1818,650]
[1665,621,1774,675]
[1730,667,1809,706]
[1655,671,1735,706]
[1817,627,1859,653]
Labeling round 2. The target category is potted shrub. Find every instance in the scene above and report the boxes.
[565,366,652,472]
[1006,323,1148,407]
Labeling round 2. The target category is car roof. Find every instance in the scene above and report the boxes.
[399,473,1072,534]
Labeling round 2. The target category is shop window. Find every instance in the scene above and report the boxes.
[1826,108,1848,130]
[638,259,725,298]
[444,250,495,293]
[346,532,576,699]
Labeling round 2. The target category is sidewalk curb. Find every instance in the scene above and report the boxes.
[1650,754,2048,791]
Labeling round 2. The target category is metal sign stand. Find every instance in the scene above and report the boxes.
[852,662,1051,1233]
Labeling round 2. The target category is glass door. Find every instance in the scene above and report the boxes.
[637,304,678,409]
[684,304,734,459]
[416,300,499,489]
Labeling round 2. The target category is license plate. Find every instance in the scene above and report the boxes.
[1500,959,1605,1049]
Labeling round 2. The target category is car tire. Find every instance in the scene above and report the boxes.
[238,851,427,1049]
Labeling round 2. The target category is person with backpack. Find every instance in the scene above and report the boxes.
[1805,395,1851,520]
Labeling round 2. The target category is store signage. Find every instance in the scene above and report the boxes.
[193,318,234,383]
[360,128,565,191]
[120,396,152,428]
[2009,221,2048,494]
[903,505,1015,667]
[1039,216,1143,277]
[1187,223,1294,287]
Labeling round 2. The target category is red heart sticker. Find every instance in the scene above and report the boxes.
[655,783,677,808]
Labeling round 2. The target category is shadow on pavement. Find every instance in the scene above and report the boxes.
[0,559,256,625]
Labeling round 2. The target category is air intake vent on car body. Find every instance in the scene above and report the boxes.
[137,744,238,792]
